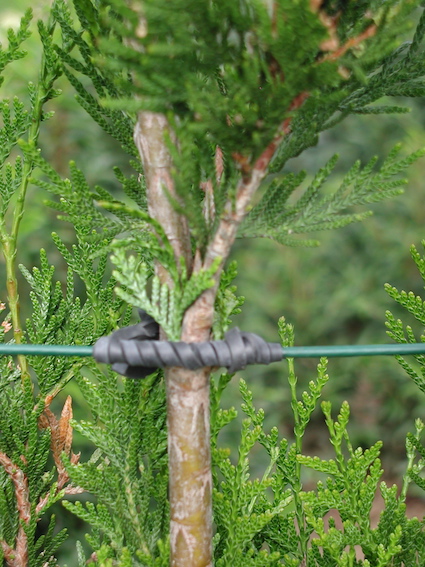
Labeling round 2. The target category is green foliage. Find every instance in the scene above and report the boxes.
[19,242,127,395]
[0,99,30,167]
[86,0,421,159]
[52,0,137,157]
[111,248,220,341]
[303,399,425,566]
[46,0,425,253]
[211,321,331,566]
[211,353,425,566]
[2,0,425,565]
[0,6,85,564]
[63,370,169,566]
[212,377,292,566]
[299,401,387,564]
[19,145,135,245]
[385,242,425,499]
[240,144,425,246]
[385,242,425,395]
[232,139,425,469]
[0,9,132,561]
[0,368,69,566]
[0,9,32,86]
[404,419,425,500]
[213,260,245,339]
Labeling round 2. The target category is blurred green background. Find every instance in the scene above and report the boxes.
[2,0,425,563]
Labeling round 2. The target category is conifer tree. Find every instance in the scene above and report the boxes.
[2,1,425,566]
[87,2,425,564]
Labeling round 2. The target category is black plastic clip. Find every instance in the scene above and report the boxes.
[93,310,283,378]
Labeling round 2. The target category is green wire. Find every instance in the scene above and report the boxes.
[281,343,425,358]
[0,343,425,358]
[0,344,93,357]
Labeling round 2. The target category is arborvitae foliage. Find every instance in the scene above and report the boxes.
[45,0,425,253]
[385,242,425,498]
[385,242,425,396]
[239,145,425,246]
[62,370,169,566]
[210,319,425,566]
[0,10,131,564]
[2,0,425,565]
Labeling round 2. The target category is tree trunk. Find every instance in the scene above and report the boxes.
[134,105,287,565]
[134,112,214,567]
[166,365,212,567]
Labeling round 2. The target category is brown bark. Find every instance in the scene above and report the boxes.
[166,366,212,567]
[0,453,30,567]
[135,112,213,566]
[134,112,193,282]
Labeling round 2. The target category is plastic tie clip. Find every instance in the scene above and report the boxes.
[93,311,283,378]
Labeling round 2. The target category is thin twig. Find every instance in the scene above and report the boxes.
[0,452,30,567]
[321,24,377,62]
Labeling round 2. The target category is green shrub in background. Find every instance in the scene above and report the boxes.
[2,1,425,565]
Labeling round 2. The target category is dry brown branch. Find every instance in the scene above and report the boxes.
[0,395,83,566]
[318,12,340,52]
[39,395,80,475]
[200,146,223,225]
[310,2,377,62]
[0,452,30,567]
[35,484,84,516]
[58,395,73,456]
[215,146,224,184]
[37,395,83,514]
[1,540,15,563]
[309,0,340,52]
[321,24,377,62]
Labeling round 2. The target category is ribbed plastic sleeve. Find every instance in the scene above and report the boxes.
[93,312,283,378]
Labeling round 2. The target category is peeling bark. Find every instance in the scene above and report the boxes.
[134,112,192,282]
[135,112,213,566]
[0,453,29,567]
[166,366,212,567]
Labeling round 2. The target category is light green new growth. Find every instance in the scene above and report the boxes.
[385,242,425,395]
[111,249,220,341]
